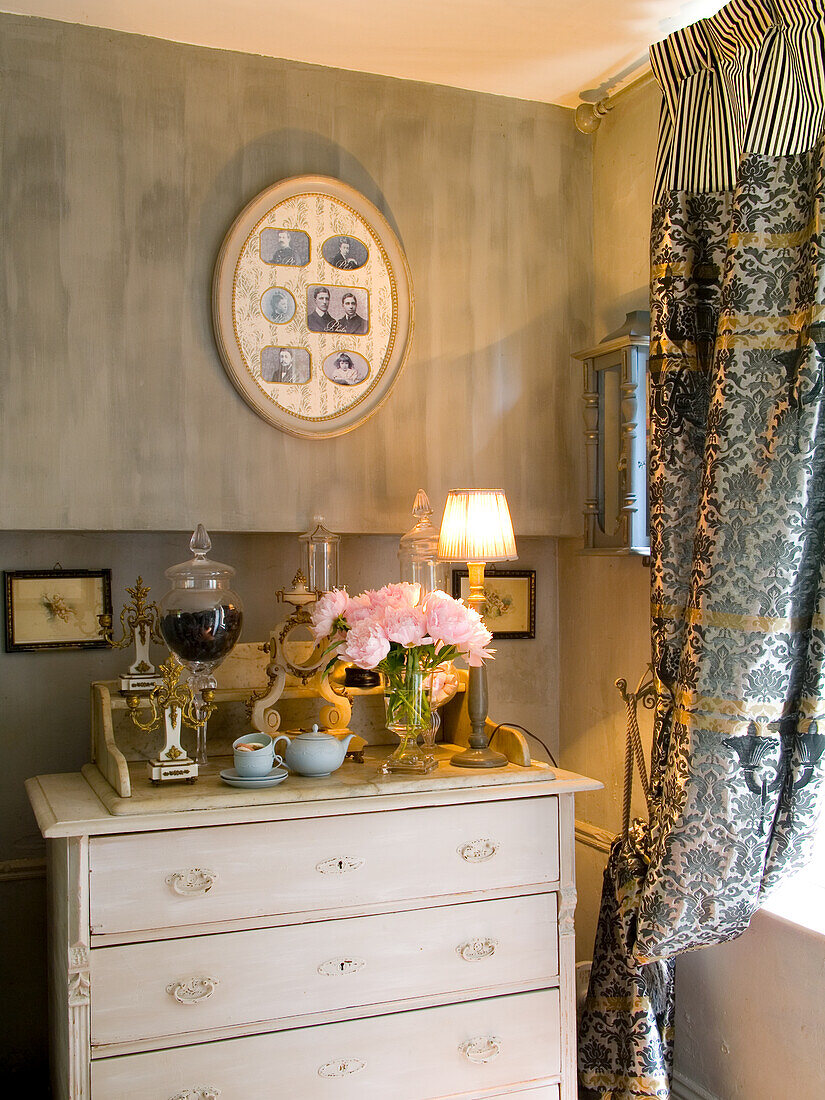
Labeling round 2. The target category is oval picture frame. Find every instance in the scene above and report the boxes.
[212,175,414,439]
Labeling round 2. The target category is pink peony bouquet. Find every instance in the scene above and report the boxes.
[310,582,492,730]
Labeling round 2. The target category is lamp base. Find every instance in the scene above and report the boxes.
[450,745,508,769]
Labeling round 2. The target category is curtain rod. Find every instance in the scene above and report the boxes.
[574,63,655,135]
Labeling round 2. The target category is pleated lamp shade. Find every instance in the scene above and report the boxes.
[437,489,517,563]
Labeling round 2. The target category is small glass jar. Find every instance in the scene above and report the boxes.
[300,516,340,593]
[398,489,448,594]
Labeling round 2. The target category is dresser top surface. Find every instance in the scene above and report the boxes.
[26,745,601,838]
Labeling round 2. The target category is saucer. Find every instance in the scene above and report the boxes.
[220,766,288,789]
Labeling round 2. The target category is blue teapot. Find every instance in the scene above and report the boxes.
[272,725,355,777]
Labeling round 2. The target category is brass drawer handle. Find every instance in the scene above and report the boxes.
[316,855,365,875]
[166,976,219,1004]
[168,1089,221,1100]
[318,957,366,976]
[458,838,498,863]
[457,937,498,961]
[165,868,218,896]
[318,1059,366,1078]
[459,1035,502,1063]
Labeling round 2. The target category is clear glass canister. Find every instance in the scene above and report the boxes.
[159,525,244,676]
[300,516,340,593]
[398,489,448,594]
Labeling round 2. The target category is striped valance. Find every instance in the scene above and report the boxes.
[650,0,825,199]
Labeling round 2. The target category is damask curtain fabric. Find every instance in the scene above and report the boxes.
[579,2,825,1096]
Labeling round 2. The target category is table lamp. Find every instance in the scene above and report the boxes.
[437,488,517,768]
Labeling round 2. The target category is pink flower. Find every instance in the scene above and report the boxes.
[423,590,493,664]
[369,582,421,616]
[341,619,391,669]
[310,589,350,641]
[426,664,460,706]
[346,592,377,624]
[383,606,428,647]
[465,621,495,666]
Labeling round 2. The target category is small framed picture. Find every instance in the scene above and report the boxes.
[4,568,112,652]
[451,568,536,639]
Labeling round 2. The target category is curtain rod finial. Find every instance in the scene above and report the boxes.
[575,97,613,135]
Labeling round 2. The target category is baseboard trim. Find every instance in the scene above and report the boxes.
[0,857,46,883]
[574,819,614,855]
[671,1070,722,1100]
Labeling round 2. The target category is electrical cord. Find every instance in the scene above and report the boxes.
[488,722,558,768]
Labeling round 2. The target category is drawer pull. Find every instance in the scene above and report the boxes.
[165,868,218,896]
[318,1059,366,1078]
[459,1035,502,1064]
[457,936,498,961]
[458,838,498,863]
[316,855,365,875]
[168,1089,221,1100]
[318,956,366,977]
[166,976,219,1004]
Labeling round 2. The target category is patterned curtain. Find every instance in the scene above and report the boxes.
[580,2,825,1096]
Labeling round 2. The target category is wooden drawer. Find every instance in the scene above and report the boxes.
[90,892,559,1048]
[90,987,562,1098]
[89,797,559,935]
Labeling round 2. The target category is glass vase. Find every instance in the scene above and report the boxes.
[379,668,436,774]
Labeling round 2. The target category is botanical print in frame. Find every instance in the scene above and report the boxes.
[451,569,536,639]
[4,569,112,651]
[213,175,414,438]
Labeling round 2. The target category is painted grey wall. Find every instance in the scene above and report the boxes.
[0,12,582,1087]
[0,14,592,535]
[558,78,659,963]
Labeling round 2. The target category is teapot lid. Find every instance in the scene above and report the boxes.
[293,723,334,740]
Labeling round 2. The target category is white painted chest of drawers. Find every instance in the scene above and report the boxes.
[27,757,598,1100]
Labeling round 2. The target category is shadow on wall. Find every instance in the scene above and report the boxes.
[196,128,403,341]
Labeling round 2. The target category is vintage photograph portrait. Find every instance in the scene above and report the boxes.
[323,350,370,386]
[451,569,536,639]
[260,286,296,324]
[322,234,369,270]
[259,227,310,266]
[260,346,311,384]
[4,568,112,651]
[306,286,369,334]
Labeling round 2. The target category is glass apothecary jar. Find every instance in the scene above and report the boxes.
[159,525,244,763]
[398,489,447,594]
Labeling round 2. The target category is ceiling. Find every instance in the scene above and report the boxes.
[2,1,727,108]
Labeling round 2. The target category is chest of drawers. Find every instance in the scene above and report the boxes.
[27,755,598,1100]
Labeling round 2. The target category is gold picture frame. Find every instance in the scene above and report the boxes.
[212,175,414,439]
[4,568,112,652]
[451,568,536,639]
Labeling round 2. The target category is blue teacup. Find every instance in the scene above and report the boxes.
[233,733,283,778]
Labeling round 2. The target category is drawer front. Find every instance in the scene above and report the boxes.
[89,797,559,934]
[91,893,559,1047]
[91,987,562,1099]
